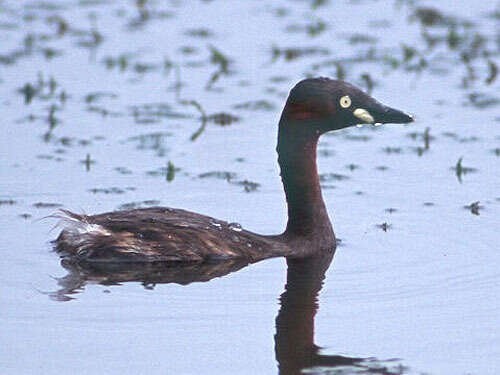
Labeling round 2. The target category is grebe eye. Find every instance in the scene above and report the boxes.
[340,95,351,108]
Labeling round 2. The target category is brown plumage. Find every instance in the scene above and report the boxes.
[54,78,413,263]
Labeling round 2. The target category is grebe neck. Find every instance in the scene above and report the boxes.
[277,120,334,243]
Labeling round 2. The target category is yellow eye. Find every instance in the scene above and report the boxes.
[340,95,351,108]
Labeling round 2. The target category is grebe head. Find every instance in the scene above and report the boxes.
[281,77,414,133]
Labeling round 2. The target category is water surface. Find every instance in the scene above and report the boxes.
[1,0,499,374]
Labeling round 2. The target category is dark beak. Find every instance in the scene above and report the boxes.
[354,98,414,125]
[374,104,414,124]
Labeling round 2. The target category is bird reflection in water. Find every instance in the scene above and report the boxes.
[49,255,409,374]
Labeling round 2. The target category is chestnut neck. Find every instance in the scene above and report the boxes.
[277,117,334,243]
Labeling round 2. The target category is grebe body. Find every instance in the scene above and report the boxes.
[55,78,413,263]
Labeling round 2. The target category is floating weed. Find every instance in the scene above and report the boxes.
[178,99,207,141]
[375,166,389,171]
[423,202,435,207]
[46,15,68,37]
[207,112,239,126]
[359,73,375,94]
[464,201,483,216]
[385,208,398,214]
[319,173,349,182]
[19,213,32,219]
[491,148,500,157]
[88,187,135,194]
[345,164,360,171]
[81,153,95,171]
[18,83,38,104]
[408,127,432,156]
[206,45,232,90]
[453,157,477,183]
[270,45,329,63]
[485,60,498,85]
[166,161,179,182]
[410,7,446,27]
[198,171,237,182]
[236,180,260,193]
[376,222,392,232]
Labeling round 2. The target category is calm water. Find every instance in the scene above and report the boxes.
[1,0,499,374]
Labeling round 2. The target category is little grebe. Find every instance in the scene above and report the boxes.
[55,78,413,262]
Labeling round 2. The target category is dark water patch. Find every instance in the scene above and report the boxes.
[232,100,275,111]
[464,201,483,215]
[285,17,327,37]
[85,91,118,104]
[126,132,173,157]
[319,173,350,182]
[114,166,133,175]
[318,149,335,157]
[179,46,198,55]
[36,154,64,162]
[129,103,189,124]
[345,33,378,45]
[344,134,372,142]
[33,202,62,209]
[185,28,213,38]
[88,187,136,195]
[24,2,67,11]
[118,200,161,211]
[382,146,403,154]
[87,105,123,118]
[467,92,500,109]
[268,75,289,83]
[0,199,17,206]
